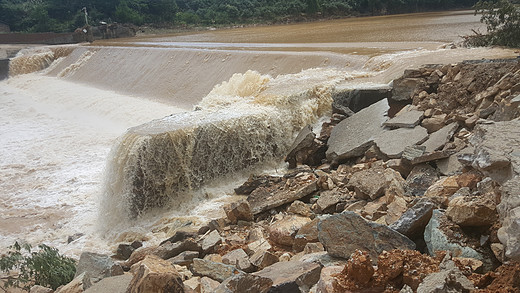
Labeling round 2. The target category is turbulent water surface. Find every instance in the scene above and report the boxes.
[0,10,517,257]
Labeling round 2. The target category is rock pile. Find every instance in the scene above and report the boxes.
[50,58,520,293]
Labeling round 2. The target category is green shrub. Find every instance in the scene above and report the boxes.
[0,242,76,291]
[465,0,520,47]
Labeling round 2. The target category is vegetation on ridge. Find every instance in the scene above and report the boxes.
[1,0,479,33]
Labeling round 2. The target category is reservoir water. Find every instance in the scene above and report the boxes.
[0,10,517,257]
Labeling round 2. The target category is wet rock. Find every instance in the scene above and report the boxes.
[223,200,254,224]
[420,122,459,153]
[216,272,273,293]
[317,211,415,260]
[384,106,424,129]
[127,255,184,293]
[116,244,136,260]
[75,252,123,285]
[252,260,321,293]
[190,258,242,282]
[326,99,389,163]
[332,85,392,113]
[268,215,311,247]
[315,265,343,293]
[124,239,200,268]
[67,233,84,244]
[389,198,435,238]
[405,164,440,197]
[285,125,325,168]
[287,200,312,217]
[374,126,428,159]
[235,175,282,195]
[416,257,474,293]
[222,248,254,273]
[168,251,199,266]
[446,192,497,227]
[247,173,318,215]
[200,230,222,254]
[293,218,320,252]
[250,250,279,270]
[57,272,91,293]
[315,189,348,213]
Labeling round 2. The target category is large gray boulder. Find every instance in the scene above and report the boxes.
[317,211,415,260]
[75,252,124,285]
[374,126,428,159]
[326,99,389,163]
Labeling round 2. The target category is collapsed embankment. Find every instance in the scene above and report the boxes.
[47,57,520,293]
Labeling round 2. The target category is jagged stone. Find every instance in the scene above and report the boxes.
[315,189,348,213]
[235,175,282,195]
[216,272,273,293]
[332,85,392,112]
[410,150,452,165]
[293,218,320,252]
[385,195,409,225]
[318,211,415,260]
[386,158,412,177]
[249,250,279,270]
[83,274,133,293]
[287,200,313,217]
[424,210,485,262]
[57,272,91,293]
[247,173,318,215]
[446,193,497,227]
[223,200,254,224]
[348,165,403,200]
[392,77,426,102]
[246,238,272,256]
[190,258,242,282]
[402,145,426,162]
[436,154,463,176]
[222,248,254,273]
[405,164,439,197]
[389,198,435,238]
[416,257,474,293]
[268,215,311,247]
[421,114,447,133]
[75,252,123,285]
[252,261,321,293]
[315,266,343,293]
[127,255,184,293]
[326,99,389,163]
[168,251,199,266]
[285,125,324,168]
[199,230,222,254]
[30,285,53,293]
[124,239,200,268]
[374,126,428,159]
[198,277,220,293]
[420,122,459,153]
[498,206,520,261]
[383,109,424,128]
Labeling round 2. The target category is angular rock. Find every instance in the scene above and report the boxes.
[332,85,392,113]
[235,175,282,195]
[293,218,320,252]
[386,158,413,177]
[446,193,497,227]
[318,211,415,260]
[392,77,426,102]
[287,200,312,217]
[190,258,242,282]
[383,109,424,128]
[326,99,389,163]
[348,165,403,200]
[416,258,474,293]
[247,174,318,215]
[30,285,53,293]
[268,215,311,247]
[402,145,426,162]
[216,272,273,293]
[424,210,484,261]
[75,252,123,284]
[420,122,458,153]
[405,164,439,197]
[436,154,463,176]
[83,274,133,293]
[285,125,324,168]
[199,230,222,254]
[223,200,254,224]
[57,272,91,293]
[315,189,348,213]
[246,238,272,256]
[374,126,428,159]
[127,255,184,293]
[498,206,520,261]
[249,250,279,270]
[124,239,200,268]
[222,249,254,273]
[199,277,220,293]
[389,198,435,238]
[253,261,321,293]
[421,114,447,133]
[424,176,460,205]
[315,265,343,293]
[168,251,199,266]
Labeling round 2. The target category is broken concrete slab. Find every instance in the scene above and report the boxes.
[383,109,424,128]
[420,122,459,153]
[374,126,428,159]
[326,99,389,163]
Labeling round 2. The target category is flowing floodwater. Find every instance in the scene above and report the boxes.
[0,10,517,257]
